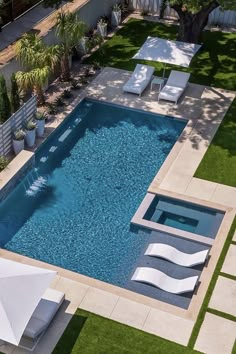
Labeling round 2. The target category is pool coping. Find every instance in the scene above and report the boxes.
[0,67,235,348]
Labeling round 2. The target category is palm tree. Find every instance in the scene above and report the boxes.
[56,11,87,81]
[15,33,61,105]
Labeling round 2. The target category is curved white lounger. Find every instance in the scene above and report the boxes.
[145,243,209,267]
[123,64,155,96]
[131,267,199,294]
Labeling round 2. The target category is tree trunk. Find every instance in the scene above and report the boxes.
[60,52,70,81]
[172,1,219,44]
[35,85,45,106]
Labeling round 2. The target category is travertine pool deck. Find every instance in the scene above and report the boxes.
[0,67,235,353]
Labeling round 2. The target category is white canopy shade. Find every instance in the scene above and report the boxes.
[0,258,56,345]
[133,37,201,67]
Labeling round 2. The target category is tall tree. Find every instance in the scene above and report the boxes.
[168,1,236,43]
[0,74,11,123]
[10,73,21,113]
[15,33,61,105]
[56,11,86,81]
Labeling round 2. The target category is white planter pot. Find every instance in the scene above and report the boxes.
[36,119,45,138]
[78,37,88,54]
[25,129,36,147]
[13,139,24,155]
[97,24,107,38]
[111,10,121,27]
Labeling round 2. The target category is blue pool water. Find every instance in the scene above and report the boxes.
[144,195,224,238]
[0,99,186,288]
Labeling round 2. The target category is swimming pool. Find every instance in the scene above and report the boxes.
[0,99,186,294]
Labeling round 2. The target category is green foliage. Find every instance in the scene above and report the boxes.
[15,33,60,103]
[13,129,25,140]
[169,0,236,13]
[56,11,87,80]
[10,73,21,113]
[0,74,11,123]
[0,155,8,172]
[25,120,36,131]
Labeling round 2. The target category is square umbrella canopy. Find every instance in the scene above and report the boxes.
[0,258,56,345]
[133,36,201,70]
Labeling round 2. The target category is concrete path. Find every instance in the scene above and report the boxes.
[194,234,236,353]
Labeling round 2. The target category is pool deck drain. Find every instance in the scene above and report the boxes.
[0,67,235,353]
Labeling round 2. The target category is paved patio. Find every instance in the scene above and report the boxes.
[0,67,235,353]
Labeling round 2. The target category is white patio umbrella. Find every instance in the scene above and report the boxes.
[0,258,56,345]
[133,36,201,76]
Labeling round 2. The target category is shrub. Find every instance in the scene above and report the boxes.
[141,9,149,16]
[61,89,72,99]
[70,79,81,90]
[0,74,11,123]
[46,103,57,115]
[53,96,64,107]
[0,155,8,172]
[10,73,21,113]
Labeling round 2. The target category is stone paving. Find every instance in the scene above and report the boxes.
[0,68,235,353]
[221,244,236,276]
[194,313,236,354]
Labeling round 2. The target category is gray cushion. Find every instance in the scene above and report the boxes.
[23,289,65,340]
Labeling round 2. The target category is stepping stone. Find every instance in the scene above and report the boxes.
[221,244,236,276]
[194,313,236,354]
[209,276,236,317]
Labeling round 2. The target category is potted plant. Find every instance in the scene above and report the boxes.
[78,36,89,54]
[12,129,25,155]
[97,18,107,38]
[111,3,122,27]
[25,120,37,147]
[35,111,47,137]
[0,155,8,172]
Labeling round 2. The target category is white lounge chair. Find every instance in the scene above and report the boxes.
[145,243,209,267]
[19,288,65,351]
[131,267,198,294]
[123,64,155,96]
[158,70,190,104]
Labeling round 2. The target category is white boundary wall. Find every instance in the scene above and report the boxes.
[130,0,236,27]
[0,96,37,156]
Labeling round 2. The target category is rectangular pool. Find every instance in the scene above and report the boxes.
[0,99,187,304]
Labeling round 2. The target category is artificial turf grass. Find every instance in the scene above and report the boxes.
[86,18,236,91]
[188,217,236,349]
[195,99,236,187]
[53,309,200,354]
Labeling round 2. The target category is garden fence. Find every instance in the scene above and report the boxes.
[130,0,236,27]
[0,95,37,156]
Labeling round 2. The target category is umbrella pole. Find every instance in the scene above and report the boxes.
[162,63,166,78]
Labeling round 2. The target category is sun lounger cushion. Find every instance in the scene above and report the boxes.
[158,70,190,103]
[123,64,155,96]
[23,288,65,340]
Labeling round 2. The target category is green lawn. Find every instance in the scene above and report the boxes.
[53,309,200,354]
[86,18,236,91]
[195,99,236,187]
[86,18,236,187]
